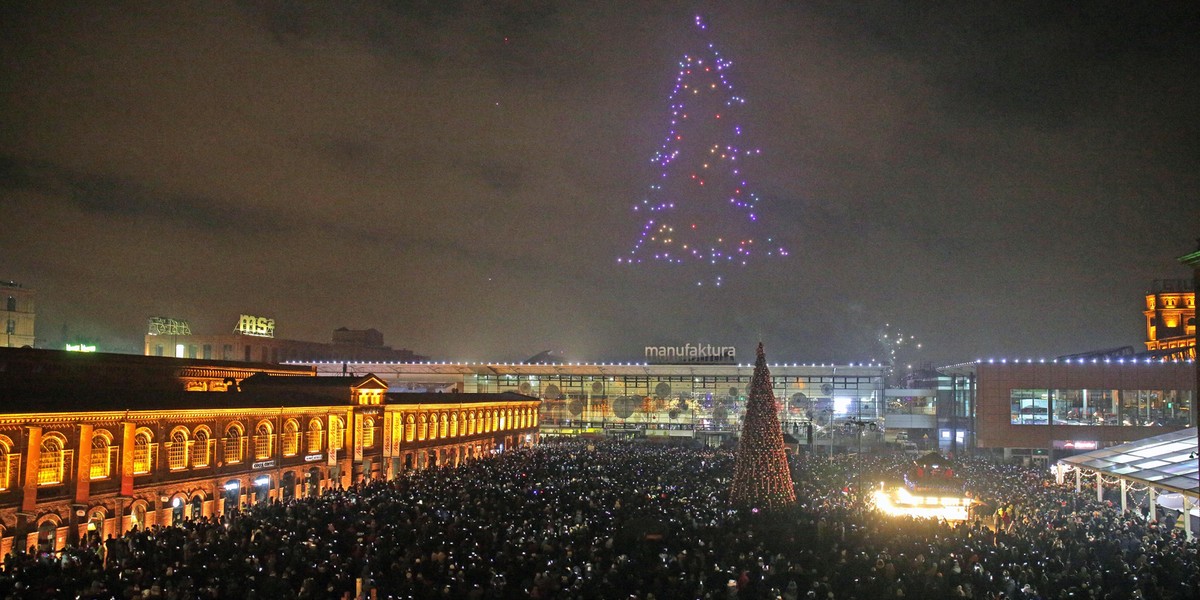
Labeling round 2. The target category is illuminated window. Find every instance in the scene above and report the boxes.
[362,417,375,448]
[450,413,459,438]
[1010,390,1048,425]
[224,423,245,464]
[306,419,323,453]
[90,431,115,479]
[417,415,427,441]
[428,414,438,440]
[133,430,154,474]
[282,420,300,456]
[0,438,17,491]
[329,417,344,451]
[37,435,68,486]
[403,415,414,443]
[254,422,273,460]
[439,413,449,438]
[167,429,188,470]
[193,428,212,467]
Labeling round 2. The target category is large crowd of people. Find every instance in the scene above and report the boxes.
[0,439,1196,599]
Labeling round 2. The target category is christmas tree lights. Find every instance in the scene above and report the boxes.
[730,343,797,509]
[618,16,787,285]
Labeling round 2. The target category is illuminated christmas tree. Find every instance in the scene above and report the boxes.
[618,16,787,286]
[730,343,796,509]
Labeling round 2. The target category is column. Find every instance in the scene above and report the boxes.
[1149,487,1158,522]
[21,426,42,513]
[75,424,95,504]
[1120,478,1128,514]
[1095,472,1103,503]
[119,422,136,497]
[1182,494,1194,541]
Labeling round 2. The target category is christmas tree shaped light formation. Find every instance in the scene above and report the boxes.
[618,15,787,286]
[730,342,797,509]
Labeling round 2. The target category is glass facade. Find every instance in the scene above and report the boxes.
[470,372,884,432]
[1010,388,1193,427]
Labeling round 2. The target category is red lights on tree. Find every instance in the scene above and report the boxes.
[730,342,796,509]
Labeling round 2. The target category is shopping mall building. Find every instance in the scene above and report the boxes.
[310,354,1194,465]
[311,358,891,446]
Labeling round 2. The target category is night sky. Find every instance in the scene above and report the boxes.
[3,2,1198,366]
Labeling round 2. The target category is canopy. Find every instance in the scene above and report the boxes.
[1057,428,1198,497]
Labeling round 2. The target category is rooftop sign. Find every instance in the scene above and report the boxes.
[236,314,275,338]
[148,316,191,336]
[645,343,736,364]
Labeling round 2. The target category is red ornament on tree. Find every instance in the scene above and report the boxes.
[730,342,796,509]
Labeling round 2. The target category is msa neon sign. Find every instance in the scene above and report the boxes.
[235,314,275,338]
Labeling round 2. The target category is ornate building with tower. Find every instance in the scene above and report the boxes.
[1144,278,1196,360]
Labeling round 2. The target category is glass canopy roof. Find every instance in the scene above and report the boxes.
[1059,428,1198,496]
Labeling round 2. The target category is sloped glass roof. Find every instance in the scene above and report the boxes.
[1058,428,1198,496]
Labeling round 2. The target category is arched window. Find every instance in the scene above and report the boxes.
[192,427,212,468]
[132,429,155,475]
[439,413,449,438]
[450,413,459,438]
[362,417,375,448]
[306,419,323,453]
[224,423,245,464]
[417,415,427,441]
[468,411,477,436]
[37,434,68,486]
[427,414,438,440]
[282,419,300,456]
[254,421,274,460]
[0,436,17,490]
[89,430,114,480]
[404,414,415,442]
[167,428,189,471]
[329,416,345,451]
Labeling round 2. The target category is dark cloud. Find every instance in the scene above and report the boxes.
[0,155,285,233]
[1,1,1196,363]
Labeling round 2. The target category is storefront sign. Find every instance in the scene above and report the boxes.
[252,460,276,469]
[304,454,324,462]
[235,314,275,338]
[645,343,736,364]
[353,413,364,462]
[148,316,191,336]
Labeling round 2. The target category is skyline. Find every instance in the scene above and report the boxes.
[3,2,1198,365]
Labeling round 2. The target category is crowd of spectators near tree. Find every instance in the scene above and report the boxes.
[0,439,1196,599]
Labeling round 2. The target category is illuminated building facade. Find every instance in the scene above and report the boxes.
[310,361,888,443]
[1,281,35,349]
[1144,279,1196,360]
[143,315,427,364]
[944,358,1195,464]
[0,348,538,554]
